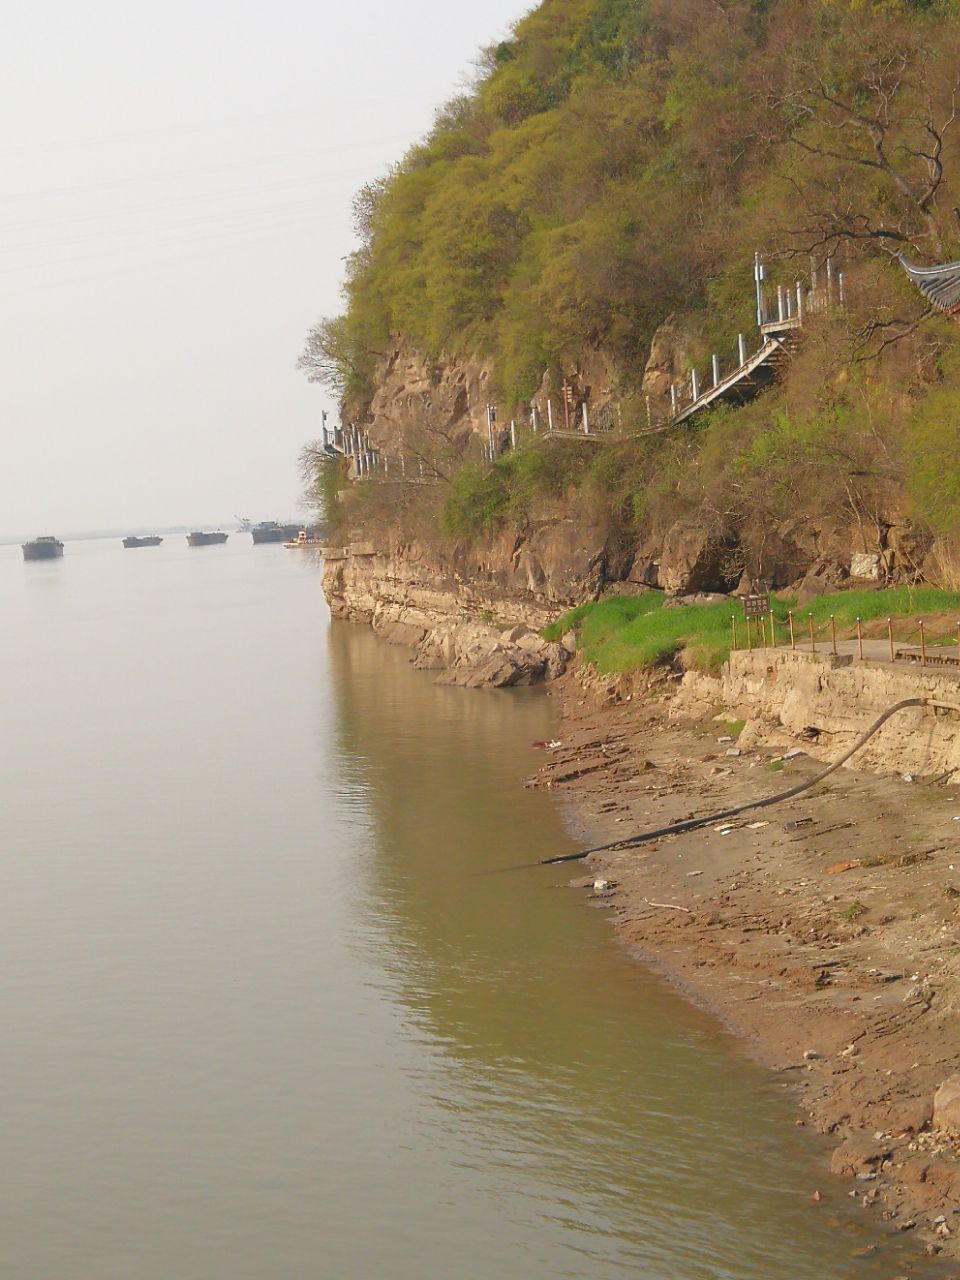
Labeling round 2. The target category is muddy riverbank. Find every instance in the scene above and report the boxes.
[528,669,960,1266]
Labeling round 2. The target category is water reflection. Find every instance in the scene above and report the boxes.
[0,538,940,1280]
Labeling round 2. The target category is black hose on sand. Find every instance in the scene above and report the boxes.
[536,697,931,867]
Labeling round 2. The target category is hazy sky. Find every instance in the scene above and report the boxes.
[1,1,532,536]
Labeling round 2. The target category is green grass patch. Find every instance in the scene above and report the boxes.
[545,586,960,677]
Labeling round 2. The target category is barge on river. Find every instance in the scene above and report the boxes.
[250,521,301,544]
[187,531,228,547]
[22,536,64,561]
[122,535,163,548]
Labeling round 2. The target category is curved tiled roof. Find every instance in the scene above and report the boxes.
[900,254,960,313]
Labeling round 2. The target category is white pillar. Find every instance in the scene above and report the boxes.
[547,399,554,430]
[582,403,589,434]
[510,420,516,450]
[754,251,765,326]
[691,368,699,401]
[738,333,747,365]
[711,354,720,388]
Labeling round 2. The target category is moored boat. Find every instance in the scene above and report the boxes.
[283,529,321,549]
[122,535,163,548]
[22,536,64,561]
[250,521,302,544]
[187,531,228,547]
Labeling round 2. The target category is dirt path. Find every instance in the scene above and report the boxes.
[532,672,960,1266]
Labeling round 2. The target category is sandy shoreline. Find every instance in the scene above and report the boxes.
[530,670,960,1266]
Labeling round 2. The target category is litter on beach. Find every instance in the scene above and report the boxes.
[747,821,770,830]
[824,859,861,874]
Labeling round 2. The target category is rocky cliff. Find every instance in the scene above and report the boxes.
[321,537,574,687]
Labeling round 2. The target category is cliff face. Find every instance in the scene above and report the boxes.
[354,341,620,453]
[321,534,580,687]
[359,345,493,452]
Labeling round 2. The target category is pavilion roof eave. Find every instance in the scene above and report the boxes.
[899,253,960,313]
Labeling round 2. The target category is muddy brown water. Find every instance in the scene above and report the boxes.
[0,536,943,1278]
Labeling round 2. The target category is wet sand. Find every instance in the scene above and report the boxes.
[530,670,960,1266]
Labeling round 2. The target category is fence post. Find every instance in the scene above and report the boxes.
[808,614,816,653]
[670,385,678,415]
[888,617,894,662]
[731,615,737,652]
[510,420,517,450]
[691,368,699,401]
[830,614,837,656]
[547,399,554,431]
[796,281,803,322]
[738,333,747,366]
[788,609,795,650]
[582,403,590,435]
[919,619,926,667]
[856,617,863,660]
[777,285,785,322]
[769,608,776,648]
[712,354,720,388]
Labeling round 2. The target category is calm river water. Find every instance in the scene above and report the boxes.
[0,536,936,1278]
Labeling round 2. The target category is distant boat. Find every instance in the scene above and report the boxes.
[122,535,163,548]
[250,521,302,544]
[283,529,321,549]
[22,536,64,561]
[187,531,228,547]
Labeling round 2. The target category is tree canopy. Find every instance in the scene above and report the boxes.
[305,0,960,411]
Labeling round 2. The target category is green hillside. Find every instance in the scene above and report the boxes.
[302,0,960,583]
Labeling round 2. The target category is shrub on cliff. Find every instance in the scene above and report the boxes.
[304,0,960,411]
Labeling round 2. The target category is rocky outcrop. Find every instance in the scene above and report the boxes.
[933,1076,960,1135]
[361,345,493,451]
[321,538,574,686]
[418,623,569,688]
